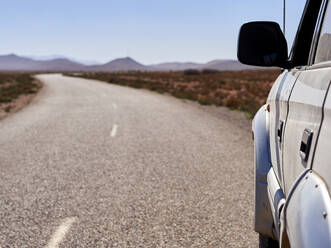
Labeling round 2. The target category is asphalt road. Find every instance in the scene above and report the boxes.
[0,74,257,247]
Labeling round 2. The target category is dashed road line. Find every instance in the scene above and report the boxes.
[45,217,77,248]
[110,124,118,137]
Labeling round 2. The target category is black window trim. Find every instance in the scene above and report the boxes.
[308,0,329,66]
[288,0,311,62]
[288,0,324,69]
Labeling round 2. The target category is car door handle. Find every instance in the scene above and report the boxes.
[300,129,313,162]
[277,120,284,143]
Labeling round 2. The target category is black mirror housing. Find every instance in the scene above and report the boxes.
[237,22,288,68]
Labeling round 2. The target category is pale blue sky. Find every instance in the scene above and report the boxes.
[0,0,306,64]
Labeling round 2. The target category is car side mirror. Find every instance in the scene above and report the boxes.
[237,21,289,68]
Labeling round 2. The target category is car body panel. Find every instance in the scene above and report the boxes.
[285,171,331,248]
[282,68,331,195]
[252,105,274,237]
[267,70,300,189]
[312,84,331,193]
[267,166,285,238]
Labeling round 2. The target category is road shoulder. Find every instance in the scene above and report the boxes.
[0,77,43,120]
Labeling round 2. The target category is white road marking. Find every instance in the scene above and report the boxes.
[112,103,117,109]
[110,124,118,137]
[45,217,77,248]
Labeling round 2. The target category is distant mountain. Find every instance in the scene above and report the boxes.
[25,55,101,65]
[201,59,259,71]
[89,57,149,72]
[0,54,259,72]
[35,58,86,71]
[0,54,86,71]
[150,62,202,71]
[151,60,258,71]
[0,54,40,70]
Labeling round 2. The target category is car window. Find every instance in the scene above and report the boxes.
[287,1,308,53]
[290,0,323,67]
[315,2,331,63]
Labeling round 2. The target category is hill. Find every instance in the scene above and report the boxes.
[0,54,259,72]
[89,57,149,72]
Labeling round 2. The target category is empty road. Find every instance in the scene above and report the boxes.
[0,74,257,247]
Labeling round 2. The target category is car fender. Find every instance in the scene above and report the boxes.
[283,171,331,248]
[252,104,274,238]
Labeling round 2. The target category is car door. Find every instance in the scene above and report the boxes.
[268,0,323,193]
[312,0,331,192]
[282,68,331,194]
[284,2,331,245]
[282,0,330,196]
[267,69,300,189]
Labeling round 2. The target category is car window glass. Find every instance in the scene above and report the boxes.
[315,3,331,63]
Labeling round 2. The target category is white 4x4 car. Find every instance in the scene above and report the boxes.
[238,0,331,247]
